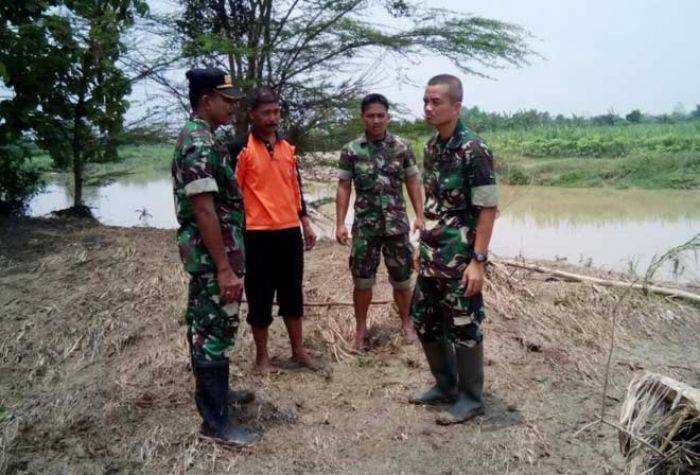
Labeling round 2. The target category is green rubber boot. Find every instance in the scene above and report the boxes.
[436,342,485,425]
[194,359,259,446]
[410,339,458,405]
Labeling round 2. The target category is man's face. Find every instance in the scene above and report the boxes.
[361,102,390,138]
[423,84,461,128]
[249,102,281,135]
[205,92,236,127]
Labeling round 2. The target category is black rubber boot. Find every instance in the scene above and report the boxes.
[436,341,485,425]
[194,359,258,446]
[410,339,458,405]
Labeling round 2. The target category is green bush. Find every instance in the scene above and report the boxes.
[489,122,699,159]
[0,139,42,215]
[501,164,530,185]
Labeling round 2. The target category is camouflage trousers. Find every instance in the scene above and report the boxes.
[410,276,485,348]
[186,273,241,363]
[350,232,413,290]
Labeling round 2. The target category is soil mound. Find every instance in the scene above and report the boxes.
[1,218,698,473]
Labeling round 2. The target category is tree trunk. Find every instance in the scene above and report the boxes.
[72,133,83,207]
[72,92,86,208]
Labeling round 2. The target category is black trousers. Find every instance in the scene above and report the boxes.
[244,226,304,327]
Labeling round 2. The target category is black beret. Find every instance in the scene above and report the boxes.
[186,68,242,99]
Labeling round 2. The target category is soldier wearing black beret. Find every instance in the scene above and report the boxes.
[171,68,257,445]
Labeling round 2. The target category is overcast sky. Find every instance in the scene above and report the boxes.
[142,0,699,119]
[373,0,700,117]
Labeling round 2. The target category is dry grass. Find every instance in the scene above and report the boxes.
[619,373,700,474]
[0,217,699,474]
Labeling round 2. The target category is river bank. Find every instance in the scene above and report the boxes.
[27,170,700,284]
[30,119,700,191]
[1,217,698,473]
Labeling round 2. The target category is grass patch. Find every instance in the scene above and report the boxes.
[31,143,174,185]
[495,151,700,189]
[398,122,700,190]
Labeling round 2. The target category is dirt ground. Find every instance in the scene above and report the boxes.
[1,217,699,474]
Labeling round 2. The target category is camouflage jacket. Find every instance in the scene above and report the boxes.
[172,118,245,275]
[419,120,498,279]
[338,133,418,237]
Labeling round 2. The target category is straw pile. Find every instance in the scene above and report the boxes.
[619,372,700,474]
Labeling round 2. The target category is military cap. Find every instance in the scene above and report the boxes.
[186,68,242,99]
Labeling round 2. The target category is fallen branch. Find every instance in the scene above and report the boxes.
[242,299,393,307]
[304,300,392,307]
[497,259,700,304]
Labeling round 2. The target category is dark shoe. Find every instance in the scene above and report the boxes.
[410,339,457,405]
[193,358,259,446]
[436,342,485,425]
[227,388,255,406]
[199,422,258,446]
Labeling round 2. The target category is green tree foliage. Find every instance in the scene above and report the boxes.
[1,0,148,208]
[626,109,642,123]
[172,0,536,147]
[0,135,40,215]
[691,105,700,120]
[461,106,551,132]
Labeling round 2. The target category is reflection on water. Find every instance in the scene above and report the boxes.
[492,186,700,282]
[30,179,178,229]
[498,186,700,225]
[28,179,699,283]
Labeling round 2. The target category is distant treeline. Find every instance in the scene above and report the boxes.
[29,104,700,152]
[459,104,700,132]
[302,104,700,152]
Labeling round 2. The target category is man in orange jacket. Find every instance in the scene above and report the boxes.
[236,87,317,373]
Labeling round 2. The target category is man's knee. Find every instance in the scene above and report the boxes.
[389,277,412,290]
[349,233,380,287]
[246,306,274,328]
[451,319,483,348]
[353,276,376,290]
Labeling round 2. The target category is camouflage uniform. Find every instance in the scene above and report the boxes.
[411,120,498,348]
[338,133,418,289]
[172,118,245,362]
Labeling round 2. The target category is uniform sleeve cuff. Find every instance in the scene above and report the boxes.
[337,169,353,180]
[404,165,418,177]
[471,184,498,207]
[184,177,219,196]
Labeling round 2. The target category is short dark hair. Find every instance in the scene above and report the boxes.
[427,74,463,103]
[361,93,389,113]
[188,89,203,110]
[186,67,237,110]
[248,87,279,110]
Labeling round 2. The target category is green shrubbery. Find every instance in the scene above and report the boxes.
[0,138,41,215]
[490,123,700,158]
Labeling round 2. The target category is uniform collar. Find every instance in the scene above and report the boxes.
[440,119,466,150]
[360,131,393,147]
[191,116,214,131]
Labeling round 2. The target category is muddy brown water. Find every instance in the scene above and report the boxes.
[29,178,700,283]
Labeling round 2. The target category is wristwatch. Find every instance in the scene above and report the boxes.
[473,251,488,263]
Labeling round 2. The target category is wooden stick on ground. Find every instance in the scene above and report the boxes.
[497,259,700,304]
[242,299,393,307]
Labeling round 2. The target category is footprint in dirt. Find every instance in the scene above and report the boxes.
[231,399,299,432]
[422,394,524,432]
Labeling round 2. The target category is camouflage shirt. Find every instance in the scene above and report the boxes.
[338,133,418,237]
[172,118,245,275]
[419,120,498,279]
